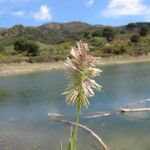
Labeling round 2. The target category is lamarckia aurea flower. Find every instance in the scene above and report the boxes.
[63,41,102,108]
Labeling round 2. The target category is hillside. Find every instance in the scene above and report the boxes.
[0,21,150,63]
[0,22,91,44]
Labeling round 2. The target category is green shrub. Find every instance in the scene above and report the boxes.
[127,23,137,31]
[14,38,26,51]
[90,28,103,37]
[113,46,127,55]
[102,27,115,42]
[90,37,106,47]
[102,42,127,55]
[2,48,17,56]
[25,41,39,56]
[103,45,114,54]
[139,26,149,36]
[14,38,39,56]
[130,33,140,44]
[0,53,4,60]
[0,44,5,52]
[56,42,70,52]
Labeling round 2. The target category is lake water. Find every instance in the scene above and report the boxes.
[0,62,150,150]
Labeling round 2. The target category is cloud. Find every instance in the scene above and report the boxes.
[86,0,94,7]
[101,0,149,18]
[11,11,25,16]
[33,5,52,21]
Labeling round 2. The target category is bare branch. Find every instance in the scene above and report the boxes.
[48,115,110,150]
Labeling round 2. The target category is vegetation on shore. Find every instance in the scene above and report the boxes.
[0,22,150,63]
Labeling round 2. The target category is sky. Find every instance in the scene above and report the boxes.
[0,0,150,28]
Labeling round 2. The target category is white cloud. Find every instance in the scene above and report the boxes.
[11,11,25,16]
[101,0,149,18]
[33,5,52,21]
[86,0,94,6]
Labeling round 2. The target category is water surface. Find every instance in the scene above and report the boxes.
[0,62,150,150]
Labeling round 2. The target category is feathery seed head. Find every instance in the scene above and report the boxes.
[63,41,102,108]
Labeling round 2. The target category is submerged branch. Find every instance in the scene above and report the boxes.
[82,112,111,119]
[120,107,150,113]
[48,111,111,119]
[48,98,150,150]
[48,115,110,150]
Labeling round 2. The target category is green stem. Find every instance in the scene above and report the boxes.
[74,78,83,150]
[74,103,81,150]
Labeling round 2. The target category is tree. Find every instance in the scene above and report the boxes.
[102,27,115,42]
[90,28,103,37]
[25,41,39,56]
[130,33,140,44]
[11,25,25,35]
[12,24,24,30]
[90,37,106,47]
[14,38,26,52]
[127,23,137,31]
[139,26,149,36]
[14,38,39,56]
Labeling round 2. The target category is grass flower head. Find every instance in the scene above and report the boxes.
[64,41,102,108]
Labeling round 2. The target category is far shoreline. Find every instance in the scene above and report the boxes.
[0,55,150,77]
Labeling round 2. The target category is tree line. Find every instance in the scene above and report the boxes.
[0,22,150,63]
